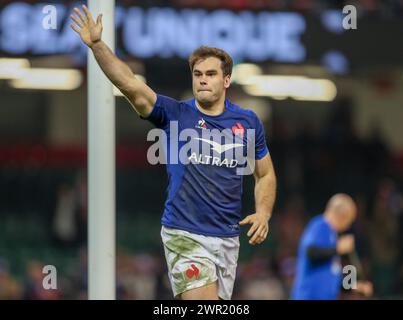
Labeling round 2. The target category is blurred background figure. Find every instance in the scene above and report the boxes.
[291,194,373,300]
[23,260,62,300]
[234,254,287,300]
[0,0,402,299]
[52,172,88,247]
[0,258,23,299]
[52,183,78,246]
[368,179,402,296]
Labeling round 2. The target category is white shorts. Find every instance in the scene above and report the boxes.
[161,226,240,300]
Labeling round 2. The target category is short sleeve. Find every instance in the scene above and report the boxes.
[141,94,181,129]
[254,114,269,160]
[304,222,333,248]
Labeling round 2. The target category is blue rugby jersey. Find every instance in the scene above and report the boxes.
[142,94,269,237]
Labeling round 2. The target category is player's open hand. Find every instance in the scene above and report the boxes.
[239,213,269,245]
[70,5,103,48]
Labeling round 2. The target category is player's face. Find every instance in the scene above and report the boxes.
[192,57,230,105]
[337,210,356,232]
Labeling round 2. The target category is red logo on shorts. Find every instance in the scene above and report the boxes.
[185,264,199,279]
[231,122,245,138]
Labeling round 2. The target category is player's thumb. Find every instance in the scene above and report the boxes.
[239,216,251,225]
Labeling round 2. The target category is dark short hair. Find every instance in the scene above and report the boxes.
[189,46,233,77]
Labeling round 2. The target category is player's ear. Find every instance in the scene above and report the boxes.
[224,75,231,88]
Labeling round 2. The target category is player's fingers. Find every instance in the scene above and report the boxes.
[256,225,267,241]
[70,15,83,28]
[262,228,269,240]
[256,225,269,244]
[255,229,266,242]
[251,235,265,245]
[247,222,259,237]
[82,5,94,23]
[96,14,103,27]
[257,231,268,244]
[71,23,80,34]
[254,237,264,245]
[74,7,87,24]
[249,225,264,244]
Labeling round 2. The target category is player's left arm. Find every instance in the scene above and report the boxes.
[240,153,276,245]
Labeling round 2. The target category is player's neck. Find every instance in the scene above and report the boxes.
[195,95,226,116]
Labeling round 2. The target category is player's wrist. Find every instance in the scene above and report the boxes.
[256,213,271,224]
[256,211,271,222]
[89,39,103,50]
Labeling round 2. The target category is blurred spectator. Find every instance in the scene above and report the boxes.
[276,195,306,258]
[369,179,402,296]
[67,246,88,300]
[52,184,77,246]
[235,255,286,299]
[118,252,158,299]
[23,260,61,300]
[51,172,88,247]
[0,258,23,299]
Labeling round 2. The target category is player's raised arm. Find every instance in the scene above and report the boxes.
[70,5,156,118]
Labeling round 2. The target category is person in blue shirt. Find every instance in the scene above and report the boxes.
[291,194,373,300]
[71,5,277,300]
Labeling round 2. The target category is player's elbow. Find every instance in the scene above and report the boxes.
[267,167,276,183]
[120,80,156,117]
